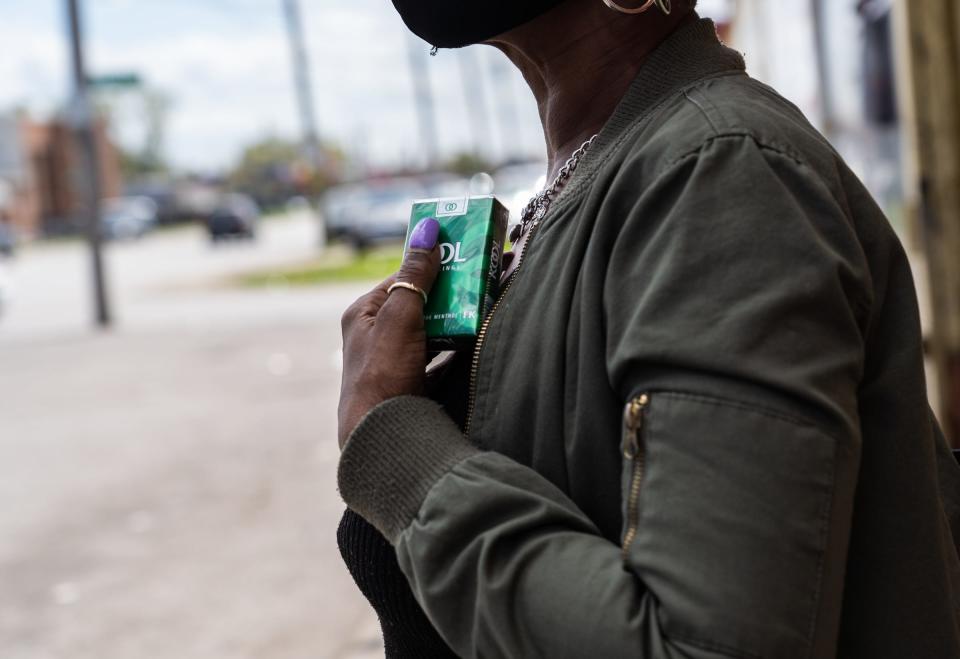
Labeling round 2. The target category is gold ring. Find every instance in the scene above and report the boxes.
[387,281,428,305]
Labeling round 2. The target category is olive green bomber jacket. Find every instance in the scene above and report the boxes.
[338,19,960,659]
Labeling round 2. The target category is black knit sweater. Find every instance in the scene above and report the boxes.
[337,352,472,658]
[337,509,457,657]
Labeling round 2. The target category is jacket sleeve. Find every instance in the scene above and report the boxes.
[337,134,869,659]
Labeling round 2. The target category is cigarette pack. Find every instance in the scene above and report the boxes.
[405,195,509,350]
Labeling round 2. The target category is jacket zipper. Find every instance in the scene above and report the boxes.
[463,221,545,438]
[621,393,649,560]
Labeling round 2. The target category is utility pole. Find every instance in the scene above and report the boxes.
[488,55,522,162]
[65,0,110,328]
[406,36,440,169]
[282,0,321,169]
[809,0,837,140]
[898,0,960,445]
[282,0,327,242]
[457,48,493,161]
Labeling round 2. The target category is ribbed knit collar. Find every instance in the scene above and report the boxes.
[555,18,746,206]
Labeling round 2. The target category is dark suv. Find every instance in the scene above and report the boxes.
[207,194,259,241]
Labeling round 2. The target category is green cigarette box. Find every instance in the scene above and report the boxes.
[405,195,509,350]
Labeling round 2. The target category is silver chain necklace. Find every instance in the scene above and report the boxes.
[510,134,599,243]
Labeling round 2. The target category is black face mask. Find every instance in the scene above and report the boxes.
[391,0,567,49]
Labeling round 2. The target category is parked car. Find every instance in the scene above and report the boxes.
[207,193,260,241]
[0,222,15,257]
[123,180,181,225]
[322,174,468,250]
[0,261,11,318]
[101,196,159,241]
[324,178,422,249]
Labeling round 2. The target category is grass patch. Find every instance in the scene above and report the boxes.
[238,244,403,287]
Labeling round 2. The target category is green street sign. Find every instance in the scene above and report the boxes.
[87,73,142,89]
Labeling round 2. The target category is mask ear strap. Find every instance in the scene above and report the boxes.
[430,46,439,56]
[603,0,672,15]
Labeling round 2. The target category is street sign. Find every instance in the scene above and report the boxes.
[87,73,141,89]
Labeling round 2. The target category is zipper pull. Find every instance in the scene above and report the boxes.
[622,393,649,459]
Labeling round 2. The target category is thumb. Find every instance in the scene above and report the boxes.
[399,216,442,295]
[379,217,441,327]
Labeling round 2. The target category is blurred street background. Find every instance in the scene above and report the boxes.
[1,0,959,657]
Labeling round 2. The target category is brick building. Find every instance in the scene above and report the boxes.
[0,111,122,238]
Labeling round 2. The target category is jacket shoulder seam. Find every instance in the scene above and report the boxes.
[681,89,722,136]
[649,134,872,319]
[655,132,807,180]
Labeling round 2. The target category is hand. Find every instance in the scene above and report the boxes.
[338,218,441,449]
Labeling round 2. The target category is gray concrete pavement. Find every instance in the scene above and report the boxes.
[0,214,387,658]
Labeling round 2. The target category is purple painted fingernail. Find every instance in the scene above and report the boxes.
[409,217,440,250]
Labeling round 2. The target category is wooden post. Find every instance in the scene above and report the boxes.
[898,0,960,444]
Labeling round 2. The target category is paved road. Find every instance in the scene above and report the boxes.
[0,212,329,340]
[0,214,387,658]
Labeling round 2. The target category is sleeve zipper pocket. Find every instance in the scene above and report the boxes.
[621,393,649,560]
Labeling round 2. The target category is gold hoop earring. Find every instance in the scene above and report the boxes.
[602,0,671,15]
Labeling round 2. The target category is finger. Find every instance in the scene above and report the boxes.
[344,274,398,327]
[398,217,442,295]
[380,217,441,327]
[361,274,398,313]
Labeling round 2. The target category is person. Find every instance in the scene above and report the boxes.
[336,0,960,657]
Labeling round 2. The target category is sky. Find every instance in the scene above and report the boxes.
[1,0,550,172]
[0,0,860,175]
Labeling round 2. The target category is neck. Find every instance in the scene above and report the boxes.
[487,3,695,180]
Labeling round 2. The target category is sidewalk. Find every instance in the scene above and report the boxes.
[0,322,385,658]
[0,216,388,657]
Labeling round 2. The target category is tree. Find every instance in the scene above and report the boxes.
[443,151,494,177]
[228,136,343,208]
